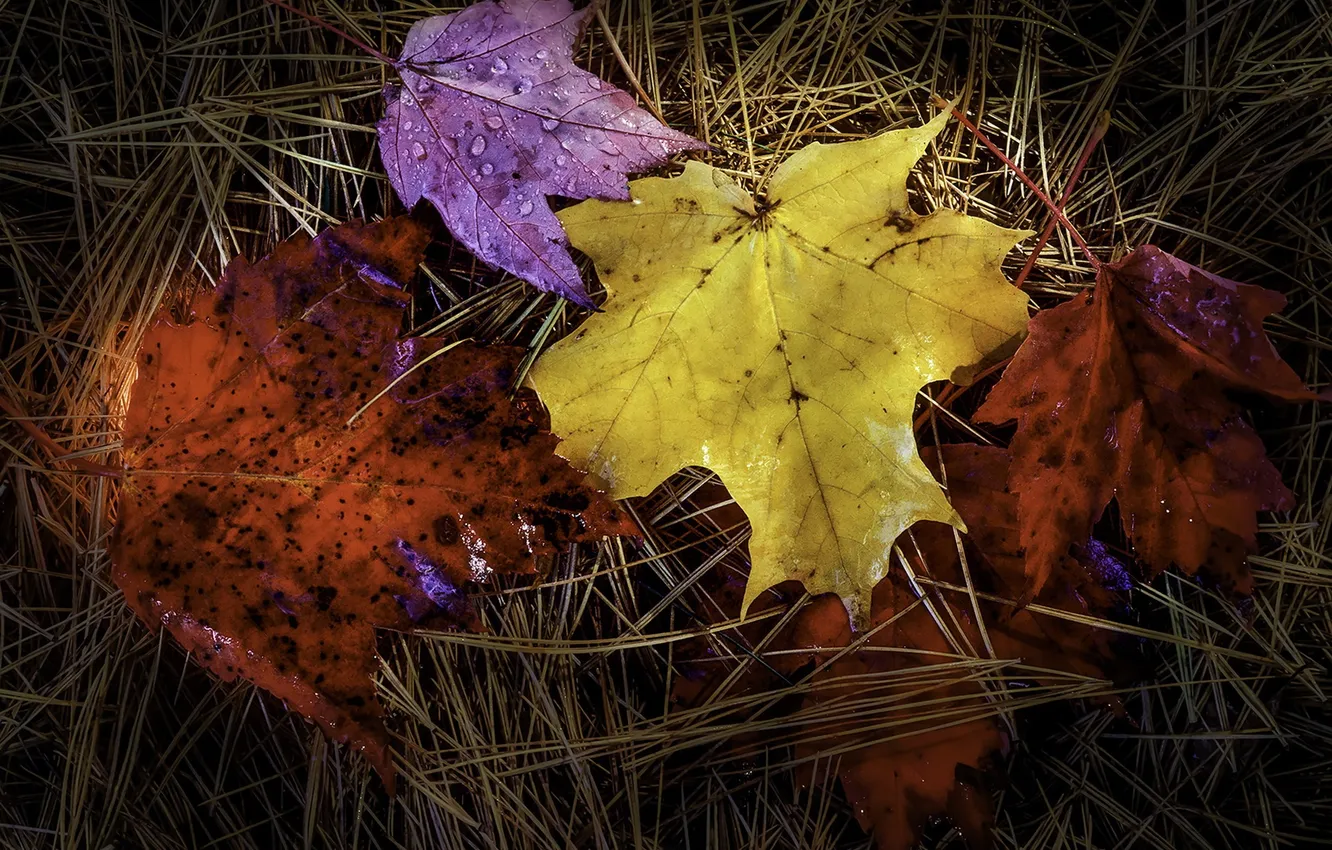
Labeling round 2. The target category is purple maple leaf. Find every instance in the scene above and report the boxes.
[378,0,706,308]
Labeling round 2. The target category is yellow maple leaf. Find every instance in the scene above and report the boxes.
[528,110,1031,625]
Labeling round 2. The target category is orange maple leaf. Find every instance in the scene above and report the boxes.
[112,218,635,788]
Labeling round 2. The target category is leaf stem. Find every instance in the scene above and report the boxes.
[0,396,122,478]
[1013,111,1111,289]
[932,95,1100,269]
[262,0,393,66]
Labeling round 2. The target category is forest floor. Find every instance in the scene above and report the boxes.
[2,1,1331,848]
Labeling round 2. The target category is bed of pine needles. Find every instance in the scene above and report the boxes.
[3,1,1331,848]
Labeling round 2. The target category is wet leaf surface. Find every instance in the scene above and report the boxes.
[112,217,636,788]
[977,245,1323,596]
[378,0,705,307]
[529,111,1031,626]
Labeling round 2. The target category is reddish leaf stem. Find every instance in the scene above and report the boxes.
[0,396,122,478]
[914,110,1111,433]
[1013,111,1111,289]
[933,96,1100,269]
[263,0,393,66]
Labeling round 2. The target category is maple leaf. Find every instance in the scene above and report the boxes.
[528,109,1032,625]
[377,0,705,308]
[111,217,636,789]
[672,445,1124,850]
[975,245,1323,597]
[793,587,1006,850]
[668,575,1007,850]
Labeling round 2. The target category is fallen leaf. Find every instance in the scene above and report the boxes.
[909,444,1126,687]
[378,0,705,308]
[528,109,1031,625]
[975,245,1322,596]
[111,217,635,788]
[672,445,1125,850]
[670,560,1006,850]
[793,586,1006,850]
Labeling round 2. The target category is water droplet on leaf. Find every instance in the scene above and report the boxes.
[374,1,706,307]
[411,142,427,160]
[518,200,534,216]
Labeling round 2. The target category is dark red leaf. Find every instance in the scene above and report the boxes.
[790,582,1006,850]
[672,446,1124,850]
[911,445,1126,687]
[976,245,1323,596]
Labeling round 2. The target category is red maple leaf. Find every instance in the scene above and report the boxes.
[672,445,1123,850]
[787,584,1006,850]
[976,245,1323,597]
[111,217,636,789]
